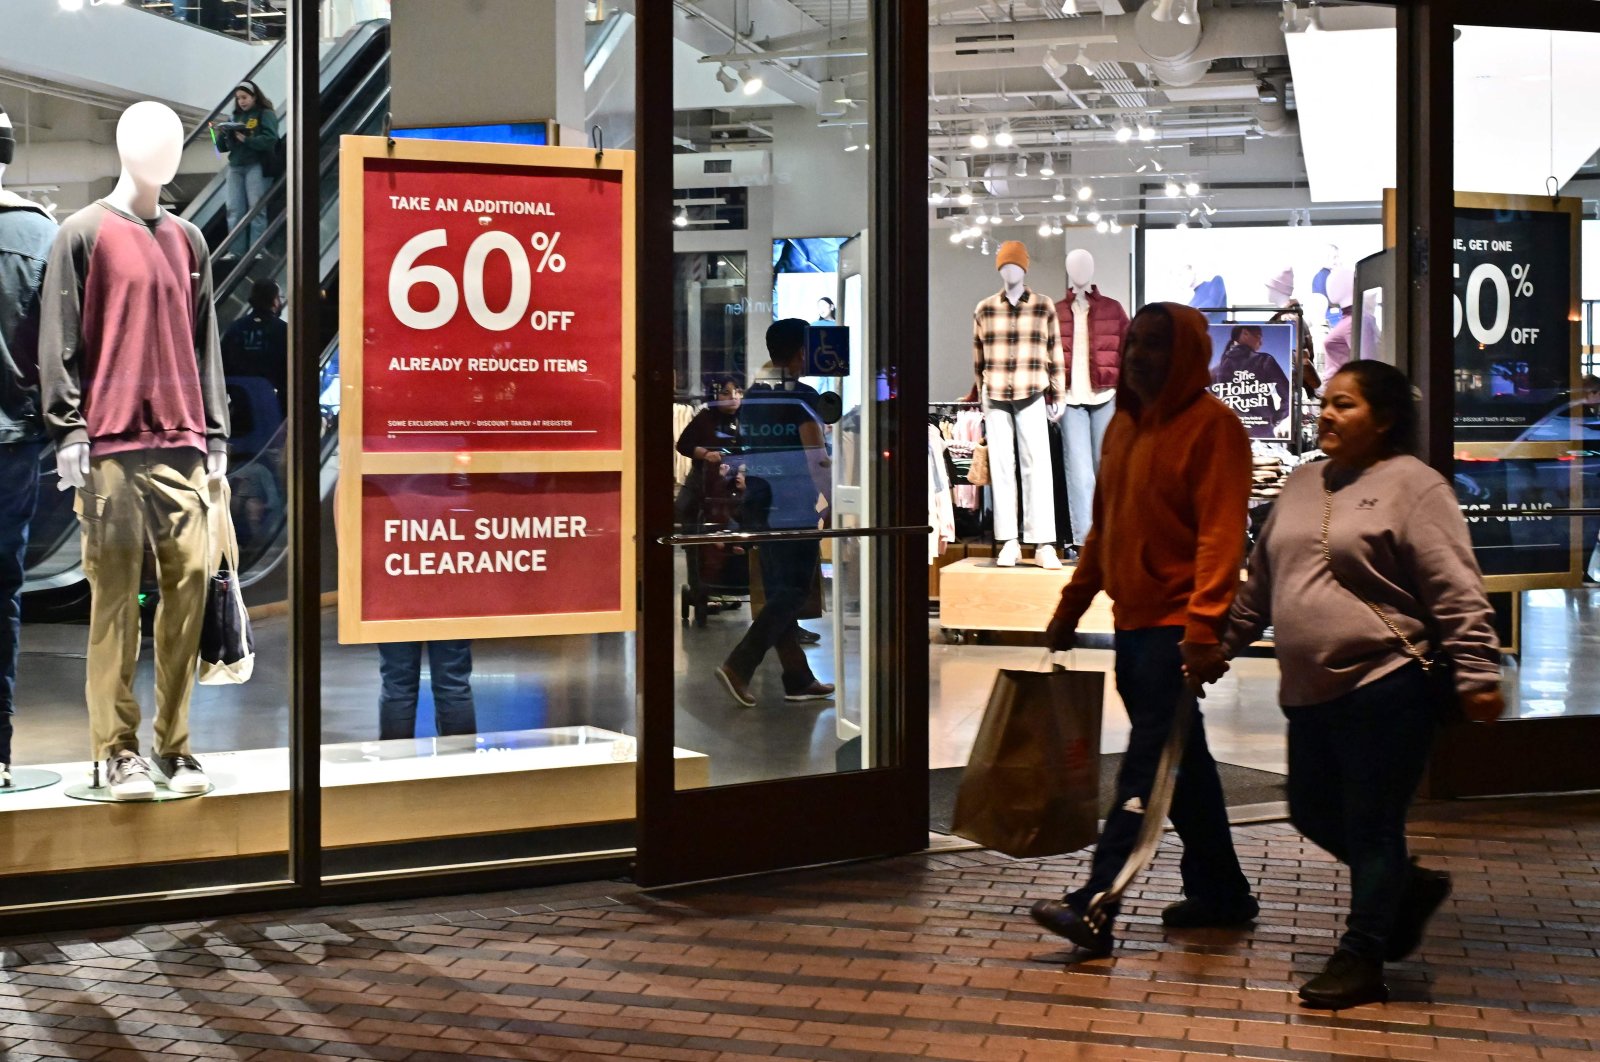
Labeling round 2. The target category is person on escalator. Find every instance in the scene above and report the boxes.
[214,80,279,254]
[222,279,288,412]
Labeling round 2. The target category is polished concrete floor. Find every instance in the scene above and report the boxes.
[9,584,1598,785]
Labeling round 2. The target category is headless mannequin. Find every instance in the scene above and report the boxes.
[56,103,226,491]
[974,248,1062,568]
[1058,249,1120,550]
[1322,266,1358,377]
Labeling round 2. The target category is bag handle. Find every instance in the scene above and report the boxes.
[211,476,241,576]
[1319,481,1434,673]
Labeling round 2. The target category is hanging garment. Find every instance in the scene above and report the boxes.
[928,424,955,563]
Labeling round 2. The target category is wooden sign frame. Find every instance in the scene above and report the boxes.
[336,135,636,643]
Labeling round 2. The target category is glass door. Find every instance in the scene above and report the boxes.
[635,3,928,884]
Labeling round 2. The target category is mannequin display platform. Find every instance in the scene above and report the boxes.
[39,102,230,802]
[1055,250,1129,549]
[970,241,1064,569]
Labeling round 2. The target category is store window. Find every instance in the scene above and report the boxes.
[317,1,642,878]
[926,3,1398,797]
[0,0,296,905]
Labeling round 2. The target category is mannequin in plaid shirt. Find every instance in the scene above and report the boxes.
[970,241,1066,569]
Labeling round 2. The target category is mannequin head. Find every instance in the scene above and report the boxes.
[1265,266,1295,308]
[0,105,13,187]
[1066,249,1095,290]
[115,101,183,190]
[1326,265,1356,311]
[996,240,1030,289]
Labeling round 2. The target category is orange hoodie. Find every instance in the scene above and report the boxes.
[1053,303,1251,644]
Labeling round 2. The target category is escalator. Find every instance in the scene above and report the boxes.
[21,19,392,615]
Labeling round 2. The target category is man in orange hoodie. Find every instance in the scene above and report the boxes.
[1031,302,1258,956]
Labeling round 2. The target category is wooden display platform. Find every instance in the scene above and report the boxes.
[938,558,1114,635]
[0,727,709,876]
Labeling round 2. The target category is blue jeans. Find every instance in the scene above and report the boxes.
[1067,626,1252,919]
[225,162,270,250]
[1286,664,1437,961]
[0,443,42,764]
[378,641,477,740]
[1059,398,1115,546]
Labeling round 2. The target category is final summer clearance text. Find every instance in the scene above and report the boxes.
[381,516,587,576]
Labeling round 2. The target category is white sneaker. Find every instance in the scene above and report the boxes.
[1035,545,1062,570]
[995,540,1021,567]
[156,754,211,794]
[105,751,156,801]
[1,763,10,789]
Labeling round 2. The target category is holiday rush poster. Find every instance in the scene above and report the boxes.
[360,157,623,454]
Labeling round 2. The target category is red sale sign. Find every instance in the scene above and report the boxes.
[339,138,635,643]
[361,157,623,453]
[360,472,622,622]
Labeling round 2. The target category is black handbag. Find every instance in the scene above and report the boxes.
[199,479,256,684]
[1320,484,1461,722]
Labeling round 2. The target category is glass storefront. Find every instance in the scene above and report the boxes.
[0,0,1597,929]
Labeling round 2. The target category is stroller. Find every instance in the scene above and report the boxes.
[676,458,750,627]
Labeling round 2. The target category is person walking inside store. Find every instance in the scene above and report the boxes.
[1193,360,1503,1009]
[215,80,279,253]
[378,641,478,741]
[675,374,743,619]
[1032,302,1258,957]
[714,319,834,707]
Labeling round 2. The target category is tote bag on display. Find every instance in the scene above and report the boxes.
[952,661,1102,858]
[199,478,256,685]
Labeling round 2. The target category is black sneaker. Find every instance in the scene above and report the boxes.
[1029,898,1113,957]
[794,626,822,645]
[155,753,211,794]
[1385,861,1452,961]
[1161,894,1261,928]
[1298,950,1388,1010]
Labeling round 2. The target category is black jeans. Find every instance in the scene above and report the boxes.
[0,442,42,764]
[1286,663,1436,961]
[378,641,478,740]
[724,539,818,694]
[1068,626,1252,918]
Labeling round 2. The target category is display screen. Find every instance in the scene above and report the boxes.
[772,237,848,325]
[1208,322,1298,440]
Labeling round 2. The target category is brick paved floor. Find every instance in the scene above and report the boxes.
[1,795,1597,1061]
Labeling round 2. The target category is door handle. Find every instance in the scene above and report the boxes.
[659,524,932,546]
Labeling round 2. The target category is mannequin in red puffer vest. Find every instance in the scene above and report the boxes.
[1056,250,1129,555]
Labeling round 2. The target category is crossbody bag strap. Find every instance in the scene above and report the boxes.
[1320,484,1433,672]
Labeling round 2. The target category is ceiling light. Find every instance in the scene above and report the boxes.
[1114,120,1134,144]
[1199,214,1212,229]
[843,127,860,152]
[1039,153,1056,177]
[825,79,851,104]
[1137,120,1156,142]
[1176,0,1197,26]
[1184,180,1202,196]
[1086,209,1101,223]
[1051,220,1065,235]
[715,66,739,93]
[1095,219,1110,234]
[994,123,1015,148]
[1189,206,1201,218]
[1279,1,1300,33]
[957,188,974,207]
[1110,218,1123,234]
[673,207,689,228]
[950,228,965,244]
[1134,160,1150,174]
[1061,0,1079,13]
[980,237,992,255]
[1305,1,1324,32]
[1011,204,1026,221]
[1149,0,1178,23]
[1177,219,1191,230]
[1152,158,1165,173]
[1202,202,1217,216]
[1052,180,1067,202]
[1164,180,1181,197]
[1064,209,1079,223]
[970,128,990,150]
[1077,183,1093,201]
[1013,155,1029,178]
[949,159,970,182]
[1074,45,1096,78]
[1038,221,1054,237]
[739,65,764,95]
[972,208,988,225]
[928,188,946,205]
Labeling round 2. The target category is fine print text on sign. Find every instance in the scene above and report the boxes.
[362,159,623,453]
[360,472,623,623]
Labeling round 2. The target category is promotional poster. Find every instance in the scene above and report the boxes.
[1208,322,1298,440]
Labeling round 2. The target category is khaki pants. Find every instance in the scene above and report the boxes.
[76,450,210,760]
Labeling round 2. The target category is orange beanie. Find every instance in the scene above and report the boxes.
[995,240,1030,272]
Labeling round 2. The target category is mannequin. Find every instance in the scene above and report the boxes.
[1265,267,1321,398]
[971,241,1063,568]
[1322,266,1357,376]
[1055,250,1128,552]
[1182,263,1227,323]
[39,101,230,801]
[0,103,60,788]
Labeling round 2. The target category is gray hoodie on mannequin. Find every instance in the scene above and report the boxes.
[0,105,59,445]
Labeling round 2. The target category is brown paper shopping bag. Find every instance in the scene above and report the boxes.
[952,663,1103,858]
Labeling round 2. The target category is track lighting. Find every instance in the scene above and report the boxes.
[674,207,689,228]
[1177,219,1191,230]
[1114,120,1133,144]
[957,188,974,207]
[1202,202,1217,216]
[1061,0,1079,13]
[1176,0,1197,26]
[1051,220,1065,236]
[1189,206,1202,218]
[995,123,1015,148]
[1074,45,1096,78]
[715,66,739,93]
[1064,209,1079,224]
[1164,180,1181,197]
[1077,183,1093,201]
[1137,120,1156,142]
[739,65,764,96]
[1095,219,1110,234]
[1039,154,1056,177]
[950,228,965,244]
[928,187,946,205]
[1184,180,1202,196]
[970,128,989,150]
[1109,218,1123,234]
[1052,180,1067,202]
[1149,0,1178,23]
[1012,204,1026,222]
[1013,155,1029,178]
[1039,220,1053,237]
[843,127,860,152]
[1086,209,1101,223]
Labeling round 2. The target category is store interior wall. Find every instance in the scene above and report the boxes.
[767,107,869,240]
